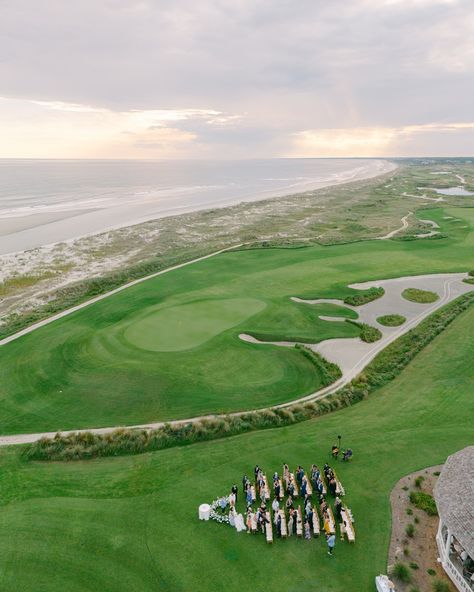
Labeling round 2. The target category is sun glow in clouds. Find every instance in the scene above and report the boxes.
[0,97,242,158]
[291,123,474,158]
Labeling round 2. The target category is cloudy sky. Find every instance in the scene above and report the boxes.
[1,0,473,158]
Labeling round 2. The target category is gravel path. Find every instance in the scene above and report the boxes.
[1,272,472,448]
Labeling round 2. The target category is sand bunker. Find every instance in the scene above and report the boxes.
[241,272,474,388]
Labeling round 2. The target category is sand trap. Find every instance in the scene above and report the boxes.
[242,273,474,387]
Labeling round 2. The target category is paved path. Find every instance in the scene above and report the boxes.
[1,272,472,448]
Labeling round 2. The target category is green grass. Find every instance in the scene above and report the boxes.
[1,293,474,591]
[377,314,406,326]
[0,207,473,435]
[402,288,439,303]
[124,297,267,352]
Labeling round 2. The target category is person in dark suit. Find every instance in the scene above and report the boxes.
[231,484,238,502]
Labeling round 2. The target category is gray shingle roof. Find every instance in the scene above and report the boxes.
[434,446,474,557]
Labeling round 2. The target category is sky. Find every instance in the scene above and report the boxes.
[1,0,473,159]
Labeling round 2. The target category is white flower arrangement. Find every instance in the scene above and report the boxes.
[209,497,230,524]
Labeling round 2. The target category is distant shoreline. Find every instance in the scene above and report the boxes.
[0,159,396,255]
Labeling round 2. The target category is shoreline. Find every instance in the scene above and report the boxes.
[0,159,396,256]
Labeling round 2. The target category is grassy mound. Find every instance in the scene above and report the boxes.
[377,314,406,326]
[402,288,439,303]
[344,286,384,306]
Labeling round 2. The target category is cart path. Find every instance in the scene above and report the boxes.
[377,212,412,239]
[0,243,244,347]
[0,272,472,448]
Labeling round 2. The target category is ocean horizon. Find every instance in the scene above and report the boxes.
[0,158,394,254]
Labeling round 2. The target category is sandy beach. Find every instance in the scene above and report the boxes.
[0,159,396,255]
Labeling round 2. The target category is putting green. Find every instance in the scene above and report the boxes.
[123,298,266,352]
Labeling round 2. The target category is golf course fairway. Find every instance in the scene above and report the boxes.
[0,207,473,435]
[0,295,473,591]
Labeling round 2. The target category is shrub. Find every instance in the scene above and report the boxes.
[409,587,421,592]
[392,562,412,583]
[403,547,410,556]
[294,344,342,385]
[406,523,415,538]
[432,579,449,592]
[402,288,439,303]
[406,508,413,515]
[377,314,406,326]
[414,516,419,524]
[344,286,384,306]
[433,471,440,476]
[414,476,425,488]
[409,562,419,570]
[347,320,382,342]
[409,491,438,516]
[427,568,436,576]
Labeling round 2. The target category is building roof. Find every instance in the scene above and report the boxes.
[434,446,474,557]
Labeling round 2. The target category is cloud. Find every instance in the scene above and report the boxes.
[291,122,474,157]
[0,0,473,157]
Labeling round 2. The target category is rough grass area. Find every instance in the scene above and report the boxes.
[2,291,474,592]
[344,286,384,306]
[377,314,406,326]
[402,288,439,303]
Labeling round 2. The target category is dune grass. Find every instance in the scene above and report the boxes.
[0,207,473,435]
[0,296,473,592]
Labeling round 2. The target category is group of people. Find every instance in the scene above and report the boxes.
[331,445,353,462]
[229,463,345,554]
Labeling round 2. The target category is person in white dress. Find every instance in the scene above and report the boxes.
[234,512,246,532]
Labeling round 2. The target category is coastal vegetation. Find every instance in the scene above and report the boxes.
[2,162,474,339]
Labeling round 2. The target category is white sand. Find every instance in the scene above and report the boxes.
[0,160,396,256]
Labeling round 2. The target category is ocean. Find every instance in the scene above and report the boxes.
[0,158,394,254]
